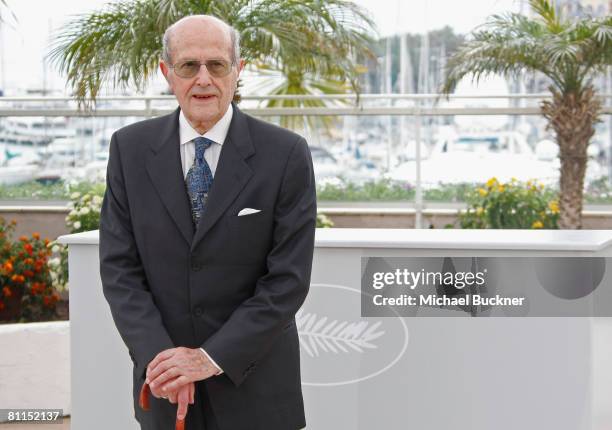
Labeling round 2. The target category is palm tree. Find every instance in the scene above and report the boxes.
[441,0,611,229]
[47,0,376,133]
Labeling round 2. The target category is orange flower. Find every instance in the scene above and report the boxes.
[19,235,28,242]
[0,301,4,311]
[44,238,50,245]
[32,232,40,240]
[2,286,11,297]
[10,219,16,225]
[24,258,34,265]
[3,261,13,273]
[23,270,34,278]
[10,274,25,283]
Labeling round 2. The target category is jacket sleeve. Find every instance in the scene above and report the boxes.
[99,132,175,380]
[201,136,317,387]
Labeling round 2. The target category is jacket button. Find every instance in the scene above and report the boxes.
[194,307,203,317]
[191,261,202,271]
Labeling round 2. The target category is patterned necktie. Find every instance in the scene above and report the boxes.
[186,137,214,226]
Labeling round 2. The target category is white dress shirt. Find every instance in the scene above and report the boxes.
[179,104,233,375]
[179,104,233,179]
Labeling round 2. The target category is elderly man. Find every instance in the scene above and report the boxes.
[99,14,316,430]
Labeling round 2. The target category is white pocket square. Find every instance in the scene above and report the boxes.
[237,208,261,216]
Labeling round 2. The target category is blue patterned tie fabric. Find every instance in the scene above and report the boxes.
[186,137,215,226]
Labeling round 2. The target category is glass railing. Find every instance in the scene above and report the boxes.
[0,94,610,221]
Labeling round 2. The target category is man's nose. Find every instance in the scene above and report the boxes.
[194,64,213,86]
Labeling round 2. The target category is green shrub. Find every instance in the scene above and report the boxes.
[459,177,560,229]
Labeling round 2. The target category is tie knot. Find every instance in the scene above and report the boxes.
[194,137,214,162]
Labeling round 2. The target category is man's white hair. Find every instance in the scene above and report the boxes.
[161,15,241,65]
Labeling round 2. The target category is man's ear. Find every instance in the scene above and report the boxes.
[160,61,170,82]
[237,59,245,76]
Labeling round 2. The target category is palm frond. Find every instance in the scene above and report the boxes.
[441,3,611,96]
[529,0,562,33]
[0,0,17,27]
[48,0,376,107]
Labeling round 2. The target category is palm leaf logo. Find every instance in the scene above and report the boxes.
[296,310,385,358]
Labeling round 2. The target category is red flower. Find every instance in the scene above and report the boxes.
[23,270,34,278]
[43,294,58,308]
[24,243,33,256]
[2,286,11,297]
[31,282,46,295]
[0,301,4,311]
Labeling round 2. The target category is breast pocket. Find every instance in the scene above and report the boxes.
[224,210,272,264]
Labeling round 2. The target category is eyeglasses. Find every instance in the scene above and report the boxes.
[170,59,234,79]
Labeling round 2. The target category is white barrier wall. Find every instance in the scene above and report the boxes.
[0,321,70,419]
[59,229,612,430]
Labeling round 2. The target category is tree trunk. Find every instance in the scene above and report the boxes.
[541,86,601,229]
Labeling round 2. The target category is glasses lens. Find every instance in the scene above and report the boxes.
[205,60,231,77]
[175,61,201,78]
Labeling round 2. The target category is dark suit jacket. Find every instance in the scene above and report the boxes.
[99,103,316,430]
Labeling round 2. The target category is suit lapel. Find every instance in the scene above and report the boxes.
[190,104,255,252]
[145,108,194,245]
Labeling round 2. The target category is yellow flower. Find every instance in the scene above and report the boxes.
[548,200,559,214]
[497,185,505,193]
[476,207,484,215]
[478,188,488,197]
[532,220,544,229]
[510,177,518,183]
[486,177,498,188]
[539,182,545,189]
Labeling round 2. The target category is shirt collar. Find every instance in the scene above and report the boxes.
[179,104,233,146]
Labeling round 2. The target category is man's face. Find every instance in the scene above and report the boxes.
[160,19,243,133]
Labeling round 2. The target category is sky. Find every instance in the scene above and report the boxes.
[0,0,523,94]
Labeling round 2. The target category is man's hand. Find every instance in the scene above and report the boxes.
[166,382,194,421]
[146,347,219,394]
[149,379,194,406]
